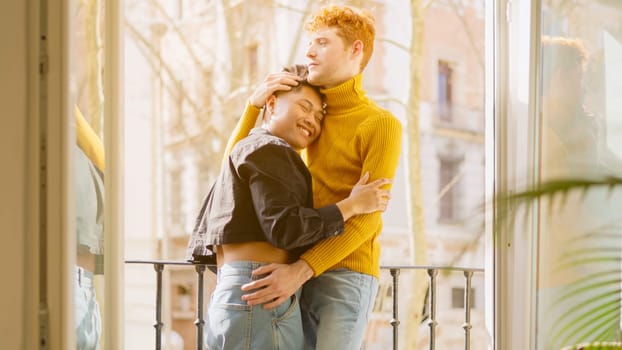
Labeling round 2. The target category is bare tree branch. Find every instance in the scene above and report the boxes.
[130,38,222,160]
[273,1,311,14]
[286,0,313,65]
[125,18,225,154]
[368,95,408,109]
[423,0,438,10]
[377,37,410,52]
[125,20,201,114]
[147,0,212,71]
[448,0,484,71]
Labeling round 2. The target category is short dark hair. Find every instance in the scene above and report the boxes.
[277,65,326,114]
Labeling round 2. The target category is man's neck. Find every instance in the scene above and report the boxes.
[322,75,355,89]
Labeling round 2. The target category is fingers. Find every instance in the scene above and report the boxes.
[270,73,302,86]
[249,73,303,107]
[367,178,392,187]
[378,189,391,200]
[242,290,288,309]
[241,289,274,306]
[240,278,270,292]
[250,263,282,276]
[261,296,289,309]
[356,171,370,185]
[240,279,288,307]
[378,202,388,212]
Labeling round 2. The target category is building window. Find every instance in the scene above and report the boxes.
[439,158,461,221]
[437,60,454,122]
[452,287,476,309]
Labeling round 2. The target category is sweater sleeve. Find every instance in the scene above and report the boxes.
[221,102,262,165]
[300,113,403,276]
[75,105,105,172]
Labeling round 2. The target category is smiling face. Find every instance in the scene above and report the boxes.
[263,85,325,150]
[305,26,362,88]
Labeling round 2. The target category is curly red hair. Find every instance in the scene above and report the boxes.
[305,5,376,71]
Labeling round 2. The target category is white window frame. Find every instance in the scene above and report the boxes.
[487,0,542,349]
[34,0,125,348]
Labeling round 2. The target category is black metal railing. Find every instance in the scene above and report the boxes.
[125,260,484,350]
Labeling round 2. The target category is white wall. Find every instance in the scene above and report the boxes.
[0,1,28,348]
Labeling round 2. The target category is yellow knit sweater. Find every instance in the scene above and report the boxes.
[75,105,105,171]
[224,74,402,278]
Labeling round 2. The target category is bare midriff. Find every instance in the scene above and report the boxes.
[77,245,96,272]
[216,241,293,267]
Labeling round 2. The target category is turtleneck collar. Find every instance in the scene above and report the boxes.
[320,73,368,115]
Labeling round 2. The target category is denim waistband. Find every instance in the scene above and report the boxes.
[75,266,94,288]
[217,261,269,281]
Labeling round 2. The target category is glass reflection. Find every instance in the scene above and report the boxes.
[70,0,106,348]
[74,106,104,349]
[537,1,622,348]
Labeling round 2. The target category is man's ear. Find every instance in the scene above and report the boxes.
[351,40,364,58]
[264,95,277,122]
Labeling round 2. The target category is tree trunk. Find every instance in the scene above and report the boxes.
[402,0,429,348]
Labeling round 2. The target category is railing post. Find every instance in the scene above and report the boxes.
[463,270,474,350]
[427,268,438,350]
[389,268,400,350]
[153,263,164,350]
[194,264,206,350]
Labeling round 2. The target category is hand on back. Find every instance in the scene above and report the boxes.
[348,172,392,214]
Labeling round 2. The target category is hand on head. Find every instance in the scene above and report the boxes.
[249,72,303,108]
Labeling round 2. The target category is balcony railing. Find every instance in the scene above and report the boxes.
[125,259,484,350]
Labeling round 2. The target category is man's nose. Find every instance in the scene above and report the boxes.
[303,116,313,126]
[303,115,318,130]
[306,45,315,58]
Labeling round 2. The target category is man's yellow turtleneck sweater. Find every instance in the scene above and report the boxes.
[75,105,105,171]
[224,74,402,278]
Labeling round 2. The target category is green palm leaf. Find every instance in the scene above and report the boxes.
[497,176,622,348]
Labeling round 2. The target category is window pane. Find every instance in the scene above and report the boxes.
[536,1,622,348]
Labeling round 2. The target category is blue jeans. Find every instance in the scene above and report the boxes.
[301,269,379,350]
[74,267,101,350]
[206,261,303,350]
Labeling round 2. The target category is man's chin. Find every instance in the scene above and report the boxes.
[307,72,323,86]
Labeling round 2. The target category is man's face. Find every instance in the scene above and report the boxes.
[549,65,583,110]
[265,85,324,150]
[306,26,359,88]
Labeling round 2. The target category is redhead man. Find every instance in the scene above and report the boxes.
[225,5,403,349]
